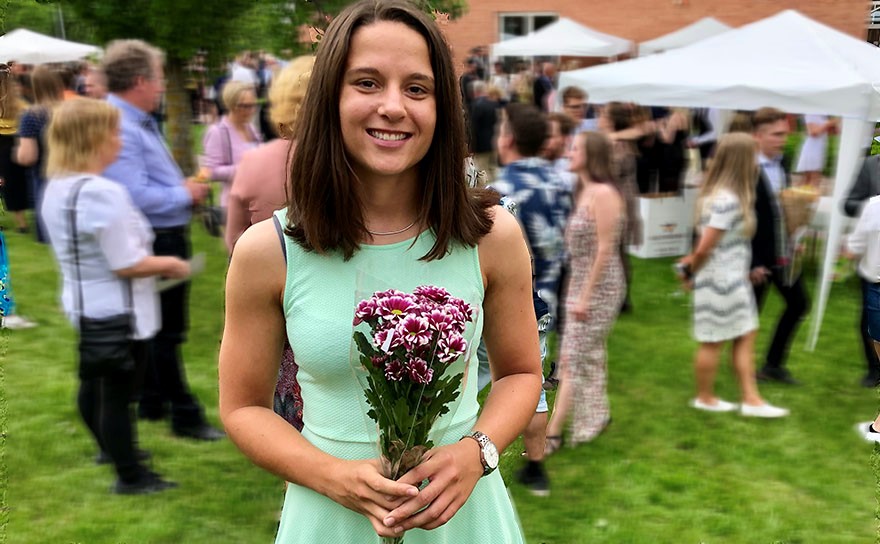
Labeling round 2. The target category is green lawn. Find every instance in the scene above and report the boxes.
[1,211,877,543]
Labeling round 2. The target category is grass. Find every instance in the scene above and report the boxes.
[1,209,878,543]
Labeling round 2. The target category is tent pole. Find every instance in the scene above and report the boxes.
[806,117,869,350]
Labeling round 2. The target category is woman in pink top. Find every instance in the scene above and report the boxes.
[200,80,261,208]
[225,56,315,253]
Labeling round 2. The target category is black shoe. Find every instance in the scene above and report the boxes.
[173,423,225,441]
[861,373,880,388]
[138,405,167,421]
[516,462,550,497]
[95,448,152,465]
[756,367,801,385]
[113,471,178,495]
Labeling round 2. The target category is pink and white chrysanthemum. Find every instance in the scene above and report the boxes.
[407,356,434,385]
[437,333,468,364]
[374,328,404,352]
[397,315,432,349]
[384,359,407,381]
[414,285,450,304]
[377,295,416,322]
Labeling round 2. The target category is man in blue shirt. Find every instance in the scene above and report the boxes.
[488,103,569,496]
[102,39,223,441]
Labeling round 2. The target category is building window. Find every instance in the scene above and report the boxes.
[499,12,558,40]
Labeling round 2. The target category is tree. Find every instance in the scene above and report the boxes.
[29,0,469,173]
[58,0,274,173]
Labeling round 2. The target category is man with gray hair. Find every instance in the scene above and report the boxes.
[102,39,223,441]
[468,79,497,181]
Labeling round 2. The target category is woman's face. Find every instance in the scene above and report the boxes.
[231,90,258,125]
[339,20,436,185]
[568,134,585,172]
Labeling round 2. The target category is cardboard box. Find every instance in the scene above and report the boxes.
[629,192,696,258]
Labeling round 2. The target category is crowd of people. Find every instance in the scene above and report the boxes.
[2,0,879,540]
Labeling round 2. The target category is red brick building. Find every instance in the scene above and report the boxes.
[442,0,870,72]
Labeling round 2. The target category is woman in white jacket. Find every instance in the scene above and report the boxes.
[42,99,190,494]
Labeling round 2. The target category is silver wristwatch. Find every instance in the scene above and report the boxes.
[461,431,499,476]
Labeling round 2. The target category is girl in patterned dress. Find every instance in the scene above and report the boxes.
[546,131,625,451]
[677,133,788,418]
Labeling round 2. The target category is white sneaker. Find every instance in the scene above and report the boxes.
[689,398,738,412]
[740,402,789,418]
[856,421,880,443]
[2,315,37,330]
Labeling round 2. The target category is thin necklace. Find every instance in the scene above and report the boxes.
[366,219,417,236]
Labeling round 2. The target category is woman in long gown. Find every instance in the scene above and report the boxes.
[218,1,542,542]
[545,131,625,451]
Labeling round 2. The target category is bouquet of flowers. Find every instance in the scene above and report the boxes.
[351,285,476,543]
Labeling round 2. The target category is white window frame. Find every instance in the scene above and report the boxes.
[869,1,880,29]
[498,12,558,41]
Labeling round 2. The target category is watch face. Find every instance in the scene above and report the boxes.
[484,442,499,469]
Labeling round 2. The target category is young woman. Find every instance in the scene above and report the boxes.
[677,133,788,418]
[41,98,190,493]
[545,131,625,453]
[218,1,541,541]
[16,65,64,243]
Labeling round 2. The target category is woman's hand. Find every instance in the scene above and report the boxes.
[381,440,484,533]
[327,459,420,538]
[164,257,191,279]
[568,299,590,322]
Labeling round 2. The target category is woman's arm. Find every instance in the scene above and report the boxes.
[219,221,417,538]
[201,122,236,182]
[570,186,623,320]
[225,151,258,253]
[386,207,542,533]
[114,255,189,279]
[680,226,724,274]
[14,137,38,167]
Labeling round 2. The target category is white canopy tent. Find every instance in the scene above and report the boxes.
[559,9,880,350]
[638,17,732,56]
[492,17,632,58]
[0,29,101,64]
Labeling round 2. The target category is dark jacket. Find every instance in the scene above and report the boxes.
[844,154,880,217]
[751,163,790,271]
[468,97,497,154]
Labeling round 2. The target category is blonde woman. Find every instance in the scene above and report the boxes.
[225,55,315,253]
[677,133,788,418]
[225,56,315,433]
[546,131,625,452]
[200,79,261,208]
[41,99,190,493]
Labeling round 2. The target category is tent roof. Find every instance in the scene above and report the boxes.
[492,17,632,58]
[638,17,732,56]
[558,10,880,120]
[0,29,101,64]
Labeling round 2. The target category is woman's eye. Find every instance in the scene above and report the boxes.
[356,80,377,89]
[407,86,428,96]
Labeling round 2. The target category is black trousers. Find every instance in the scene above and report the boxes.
[78,341,148,483]
[753,272,810,370]
[139,227,204,429]
[860,279,880,377]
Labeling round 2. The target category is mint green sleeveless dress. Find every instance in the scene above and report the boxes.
[273,211,525,544]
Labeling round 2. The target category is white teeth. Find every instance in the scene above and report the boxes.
[369,130,407,141]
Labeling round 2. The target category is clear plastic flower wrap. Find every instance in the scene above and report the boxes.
[350,275,480,544]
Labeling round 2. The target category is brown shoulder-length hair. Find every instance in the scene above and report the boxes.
[572,131,618,201]
[285,0,496,261]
